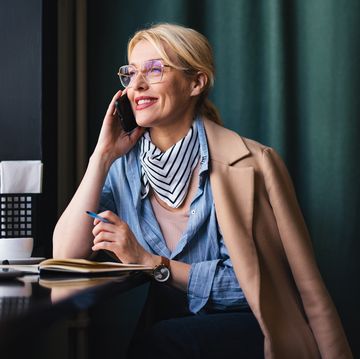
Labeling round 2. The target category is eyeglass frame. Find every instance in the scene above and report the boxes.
[117,59,172,88]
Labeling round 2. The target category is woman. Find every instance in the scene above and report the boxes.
[53,23,352,358]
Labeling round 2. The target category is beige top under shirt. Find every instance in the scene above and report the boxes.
[149,163,200,252]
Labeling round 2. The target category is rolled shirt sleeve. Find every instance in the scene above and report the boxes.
[188,258,247,313]
[188,259,220,313]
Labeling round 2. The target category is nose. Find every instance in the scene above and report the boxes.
[131,71,149,91]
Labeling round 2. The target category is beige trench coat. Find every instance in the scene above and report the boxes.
[204,119,352,359]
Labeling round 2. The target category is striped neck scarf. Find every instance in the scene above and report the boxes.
[139,123,200,208]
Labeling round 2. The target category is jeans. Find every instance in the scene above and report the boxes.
[128,283,264,359]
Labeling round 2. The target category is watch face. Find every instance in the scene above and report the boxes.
[153,264,170,282]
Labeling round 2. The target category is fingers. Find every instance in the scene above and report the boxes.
[91,225,127,256]
[90,210,145,263]
[94,210,118,225]
[91,211,130,245]
[129,126,146,141]
[92,240,112,252]
[92,211,117,236]
[91,225,119,253]
[92,235,119,253]
[105,90,123,118]
[92,229,114,244]
[92,222,114,239]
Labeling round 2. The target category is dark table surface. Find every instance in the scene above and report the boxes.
[0,271,150,358]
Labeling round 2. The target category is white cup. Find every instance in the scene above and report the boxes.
[0,238,34,259]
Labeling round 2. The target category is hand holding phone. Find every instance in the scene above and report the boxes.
[115,94,138,133]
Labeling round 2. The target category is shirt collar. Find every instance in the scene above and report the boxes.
[194,116,209,175]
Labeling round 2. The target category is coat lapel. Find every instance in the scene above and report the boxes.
[204,119,261,315]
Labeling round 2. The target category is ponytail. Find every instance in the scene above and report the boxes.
[198,98,223,126]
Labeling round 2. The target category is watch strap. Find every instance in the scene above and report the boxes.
[159,256,170,269]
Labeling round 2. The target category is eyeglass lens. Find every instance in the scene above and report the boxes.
[118,59,164,88]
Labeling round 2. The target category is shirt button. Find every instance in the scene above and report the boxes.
[191,209,196,215]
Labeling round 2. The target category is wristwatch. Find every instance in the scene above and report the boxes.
[153,256,171,282]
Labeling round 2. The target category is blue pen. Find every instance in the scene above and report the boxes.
[86,211,112,224]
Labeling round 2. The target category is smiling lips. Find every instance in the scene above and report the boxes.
[135,96,158,110]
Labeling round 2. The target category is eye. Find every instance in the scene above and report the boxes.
[128,69,137,77]
[144,60,163,75]
[149,66,162,74]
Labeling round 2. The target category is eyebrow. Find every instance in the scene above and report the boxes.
[129,58,163,66]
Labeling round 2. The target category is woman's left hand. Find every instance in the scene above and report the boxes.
[91,210,154,265]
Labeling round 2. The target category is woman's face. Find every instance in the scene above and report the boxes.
[126,40,198,130]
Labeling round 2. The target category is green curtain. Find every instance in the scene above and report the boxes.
[87,0,360,354]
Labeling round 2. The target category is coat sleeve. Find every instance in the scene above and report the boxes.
[262,147,352,359]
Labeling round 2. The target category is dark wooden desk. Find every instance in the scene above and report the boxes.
[0,272,150,359]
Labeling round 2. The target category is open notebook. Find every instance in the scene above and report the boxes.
[38,258,153,274]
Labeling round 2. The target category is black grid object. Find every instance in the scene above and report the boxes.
[0,194,36,238]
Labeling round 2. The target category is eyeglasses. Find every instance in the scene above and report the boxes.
[118,59,171,88]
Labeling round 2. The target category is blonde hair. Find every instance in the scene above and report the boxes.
[127,23,222,125]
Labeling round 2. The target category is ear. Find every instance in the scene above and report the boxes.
[190,72,208,97]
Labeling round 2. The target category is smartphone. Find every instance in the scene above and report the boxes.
[115,94,138,133]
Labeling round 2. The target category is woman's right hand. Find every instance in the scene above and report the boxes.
[93,90,145,165]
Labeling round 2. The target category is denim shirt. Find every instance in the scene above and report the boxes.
[99,118,248,313]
